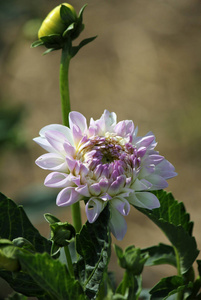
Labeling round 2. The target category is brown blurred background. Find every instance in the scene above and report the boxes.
[1,0,201,298]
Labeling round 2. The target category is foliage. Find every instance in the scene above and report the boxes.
[0,190,200,299]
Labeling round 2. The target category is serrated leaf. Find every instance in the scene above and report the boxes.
[0,193,51,253]
[135,191,199,273]
[17,252,86,300]
[75,206,111,299]
[150,275,193,300]
[152,191,193,234]
[141,243,176,267]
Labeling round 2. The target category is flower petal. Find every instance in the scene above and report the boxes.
[114,120,134,138]
[135,134,155,148]
[108,175,126,196]
[44,172,73,188]
[132,178,152,191]
[71,124,83,147]
[156,159,177,179]
[45,130,67,154]
[56,187,82,206]
[85,198,105,223]
[63,141,76,158]
[109,206,127,240]
[111,197,130,216]
[39,124,74,145]
[33,137,55,153]
[128,191,160,209]
[75,184,90,197]
[145,174,168,190]
[35,153,67,171]
[89,183,101,196]
[69,111,87,133]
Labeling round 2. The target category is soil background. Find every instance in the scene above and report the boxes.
[1,0,201,298]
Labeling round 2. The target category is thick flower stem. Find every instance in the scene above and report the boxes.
[60,43,71,127]
[60,43,82,233]
[64,245,74,277]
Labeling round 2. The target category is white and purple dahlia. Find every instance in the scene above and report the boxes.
[34,110,177,240]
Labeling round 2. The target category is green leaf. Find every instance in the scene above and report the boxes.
[0,193,51,253]
[150,275,193,300]
[17,251,86,300]
[135,190,199,273]
[6,292,27,300]
[0,193,52,297]
[71,36,97,57]
[141,243,176,267]
[75,206,111,299]
[151,191,193,234]
[197,260,201,277]
[0,269,46,297]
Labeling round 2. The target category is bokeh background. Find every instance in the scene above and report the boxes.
[1,0,201,298]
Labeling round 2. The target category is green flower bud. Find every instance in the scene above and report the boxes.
[50,222,75,247]
[44,214,75,256]
[114,245,148,275]
[32,3,96,55]
[0,240,20,272]
[38,3,77,39]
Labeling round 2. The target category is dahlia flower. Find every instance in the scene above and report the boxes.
[34,110,177,240]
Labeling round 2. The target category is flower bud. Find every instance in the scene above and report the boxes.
[38,3,77,39]
[32,3,96,55]
[114,245,148,275]
[0,240,20,272]
[50,222,75,247]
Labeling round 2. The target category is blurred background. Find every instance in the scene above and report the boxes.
[1,0,201,298]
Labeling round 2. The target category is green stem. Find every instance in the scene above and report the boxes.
[64,245,74,277]
[71,201,82,233]
[60,43,71,127]
[60,42,82,233]
[174,247,184,300]
[174,247,181,277]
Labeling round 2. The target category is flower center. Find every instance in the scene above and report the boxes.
[76,133,139,171]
